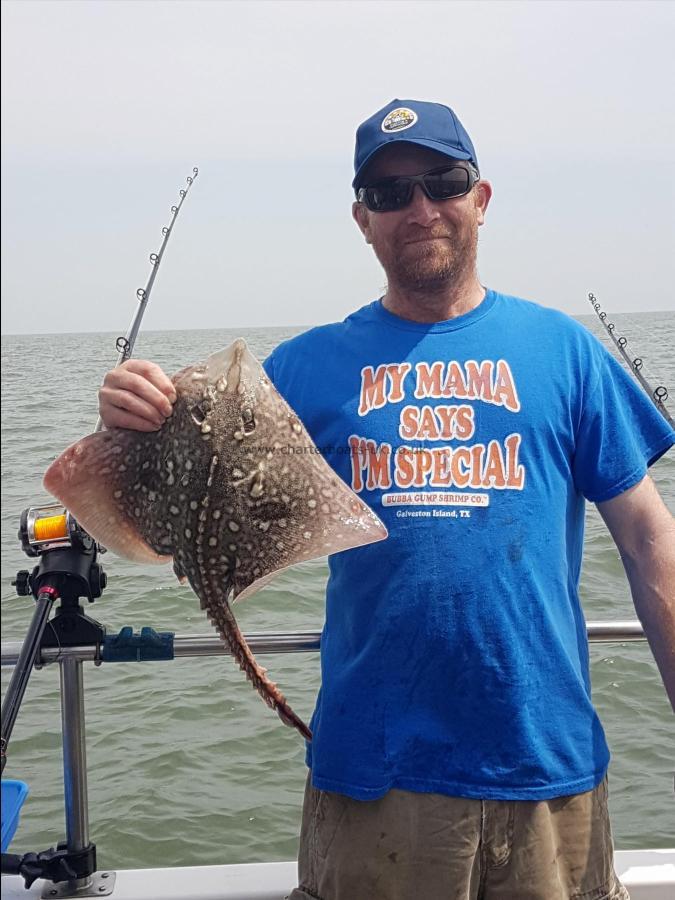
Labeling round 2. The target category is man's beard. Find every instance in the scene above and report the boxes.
[374,220,478,295]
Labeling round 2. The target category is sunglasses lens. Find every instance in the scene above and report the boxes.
[364,179,412,212]
[361,165,475,211]
[423,166,471,200]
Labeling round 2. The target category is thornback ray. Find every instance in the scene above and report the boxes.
[44,339,388,740]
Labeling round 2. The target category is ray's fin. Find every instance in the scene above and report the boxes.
[44,431,170,566]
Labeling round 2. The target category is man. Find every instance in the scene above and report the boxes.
[99,99,674,899]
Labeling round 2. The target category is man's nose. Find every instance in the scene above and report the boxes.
[406,184,441,225]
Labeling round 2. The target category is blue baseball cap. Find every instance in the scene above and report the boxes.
[352,98,478,191]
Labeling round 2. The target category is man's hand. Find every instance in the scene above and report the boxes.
[597,475,675,712]
[98,359,177,431]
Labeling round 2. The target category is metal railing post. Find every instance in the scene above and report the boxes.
[59,656,91,892]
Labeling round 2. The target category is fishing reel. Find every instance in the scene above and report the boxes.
[13,504,108,665]
[15,505,107,604]
[19,505,94,558]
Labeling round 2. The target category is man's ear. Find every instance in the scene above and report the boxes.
[353,201,372,244]
[474,180,492,226]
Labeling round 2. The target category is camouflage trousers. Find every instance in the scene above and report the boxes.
[287,773,629,900]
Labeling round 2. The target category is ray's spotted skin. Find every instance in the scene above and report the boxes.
[44,340,387,740]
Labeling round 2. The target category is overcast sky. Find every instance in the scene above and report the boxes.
[1,0,673,335]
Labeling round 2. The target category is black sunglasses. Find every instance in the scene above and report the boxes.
[356,162,480,213]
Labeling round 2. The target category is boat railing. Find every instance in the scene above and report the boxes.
[0,620,647,667]
[0,621,649,896]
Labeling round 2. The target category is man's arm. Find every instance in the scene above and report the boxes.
[597,474,675,712]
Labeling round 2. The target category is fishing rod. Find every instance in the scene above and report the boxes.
[4,166,201,766]
[588,293,674,429]
[4,166,201,762]
[94,165,199,432]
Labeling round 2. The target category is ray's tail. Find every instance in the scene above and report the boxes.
[206,597,312,741]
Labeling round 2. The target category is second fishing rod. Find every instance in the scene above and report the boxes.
[2,164,199,788]
[588,292,674,430]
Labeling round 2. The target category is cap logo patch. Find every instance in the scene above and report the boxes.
[381,107,418,133]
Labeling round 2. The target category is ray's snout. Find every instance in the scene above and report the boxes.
[174,340,258,400]
[204,339,255,392]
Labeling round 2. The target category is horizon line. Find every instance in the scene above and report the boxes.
[2,308,674,339]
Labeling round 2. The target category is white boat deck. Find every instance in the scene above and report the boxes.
[2,851,674,900]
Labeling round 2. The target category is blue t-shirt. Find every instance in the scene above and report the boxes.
[263,290,674,801]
